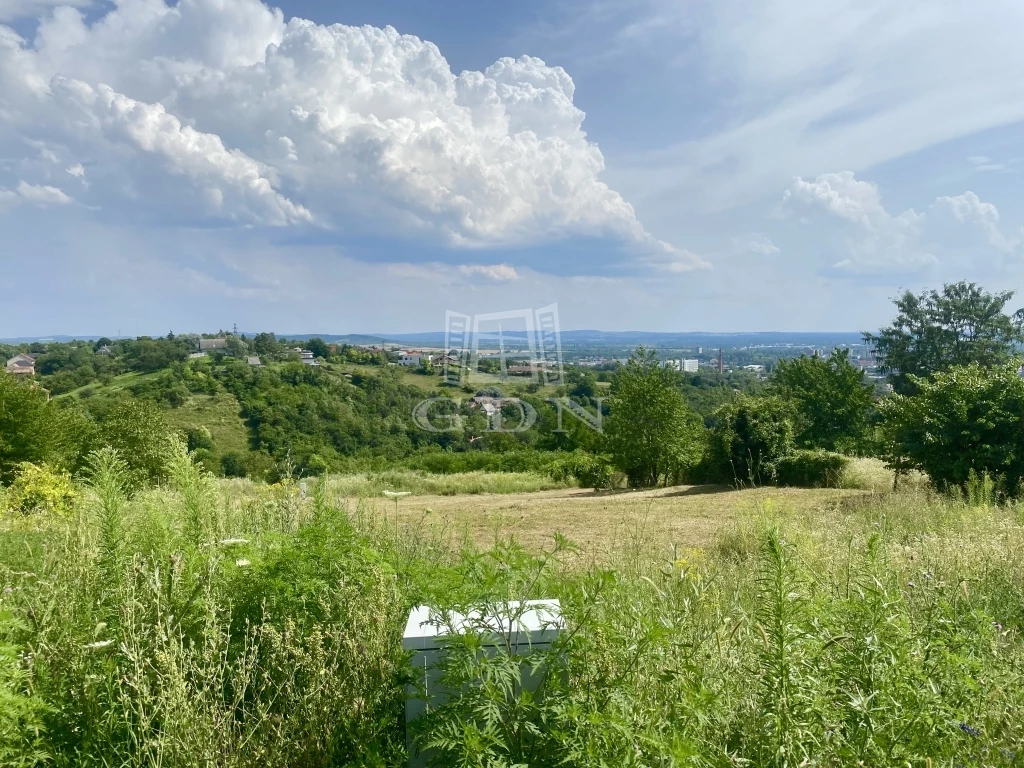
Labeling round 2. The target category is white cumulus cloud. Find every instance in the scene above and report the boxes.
[735,234,780,255]
[0,179,73,208]
[931,191,1013,251]
[786,171,896,228]
[458,264,520,281]
[0,0,699,271]
[0,0,90,23]
[785,171,1020,276]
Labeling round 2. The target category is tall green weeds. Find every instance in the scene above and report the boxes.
[1,447,1023,766]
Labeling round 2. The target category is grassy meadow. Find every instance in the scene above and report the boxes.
[2,450,1023,766]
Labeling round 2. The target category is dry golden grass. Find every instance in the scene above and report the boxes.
[357,483,871,558]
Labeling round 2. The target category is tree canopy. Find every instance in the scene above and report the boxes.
[865,281,1024,394]
[0,375,88,482]
[879,362,1024,496]
[605,347,704,487]
[771,349,874,452]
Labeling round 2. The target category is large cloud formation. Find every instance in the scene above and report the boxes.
[784,171,1022,277]
[0,0,702,270]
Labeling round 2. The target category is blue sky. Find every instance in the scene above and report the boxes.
[2,0,1024,337]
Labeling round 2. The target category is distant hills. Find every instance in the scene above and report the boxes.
[3,330,868,349]
[261,330,868,349]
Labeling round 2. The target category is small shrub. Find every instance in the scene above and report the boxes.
[95,398,170,487]
[549,451,611,490]
[182,425,215,453]
[4,462,78,517]
[220,450,248,478]
[245,451,277,481]
[774,450,849,488]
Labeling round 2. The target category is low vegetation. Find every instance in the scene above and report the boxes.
[5,280,1024,765]
[2,444,1023,766]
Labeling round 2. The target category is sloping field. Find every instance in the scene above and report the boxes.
[163,392,250,454]
[354,483,868,555]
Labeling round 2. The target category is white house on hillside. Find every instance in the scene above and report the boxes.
[297,349,320,366]
[399,352,432,367]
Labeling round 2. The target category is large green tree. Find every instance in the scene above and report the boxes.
[95,399,171,485]
[0,375,89,482]
[771,349,873,451]
[605,347,704,487]
[123,338,189,374]
[879,361,1024,495]
[865,281,1024,395]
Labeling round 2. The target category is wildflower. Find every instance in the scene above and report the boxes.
[83,639,114,650]
[3,586,12,595]
[958,722,981,737]
[235,559,251,568]
[907,581,915,589]
[993,621,1004,632]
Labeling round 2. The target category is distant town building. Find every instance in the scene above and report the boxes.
[296,349,320,366]
[398,352,432,367]
[247,356,262,367]
[96,345,113,356]
[663,359,699,373]
[468,395,520,418]
[199,338,227,351]
[5,354,36,380]
[743,364,766,374]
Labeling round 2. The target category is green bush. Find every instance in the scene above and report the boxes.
[0,373,89,482]
[244,451,277,481]
[879,361,1024,496]
[405,449,558,475]
[4,462,78,517]
[219,451,248,478]
[549,451,611,489]
[182,425,215,453]
[704,396,795,485]
[773,449,849,488]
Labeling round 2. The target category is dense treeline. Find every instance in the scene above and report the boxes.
[5,281,1024,495]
